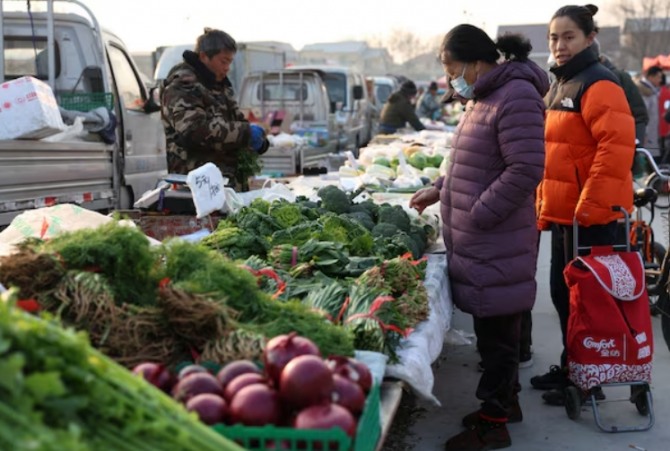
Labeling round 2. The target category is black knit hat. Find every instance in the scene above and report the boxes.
[400,80,418,96]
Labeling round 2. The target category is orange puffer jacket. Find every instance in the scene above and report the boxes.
[537,46,635,229]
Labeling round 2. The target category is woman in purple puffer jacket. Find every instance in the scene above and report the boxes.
[410,24,548,450]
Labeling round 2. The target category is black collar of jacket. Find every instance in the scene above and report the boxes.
[182,50,232,90]
[550,45,598,82]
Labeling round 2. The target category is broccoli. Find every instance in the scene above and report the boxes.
[372,222,401,238]
[350,199,380,222]
[318,185,351,214]
[344,212,375,231]
[378,204,411,232]
[373,231,417,260]
[268,202,305,228]
[409,224,428,255]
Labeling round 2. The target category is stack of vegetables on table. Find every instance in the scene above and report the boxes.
[338,135,452,191]
[131,333,373,443]
[0,289,241,450]
[0,223,354,368]
[0,184,435,364]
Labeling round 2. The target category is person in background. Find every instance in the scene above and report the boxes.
[416,81,443,120]
[658,73,670,162]
[592,39,648,147]
[532,4,635,406]
[378,80,426,134]
[410,25,547,450]
[160,28,269,190]
[635,65,663,156]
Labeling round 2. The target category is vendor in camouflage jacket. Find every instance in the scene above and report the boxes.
[160,28,269,189]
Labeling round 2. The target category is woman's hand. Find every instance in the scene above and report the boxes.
[409,186,440,214]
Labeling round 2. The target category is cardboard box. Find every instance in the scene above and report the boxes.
[0,76,66,140]
[118,210,222,241]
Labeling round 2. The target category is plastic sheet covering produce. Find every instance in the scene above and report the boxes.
[0,204,158,257]
[385,253,452,405]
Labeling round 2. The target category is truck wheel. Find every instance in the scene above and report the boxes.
[564,386,582,420]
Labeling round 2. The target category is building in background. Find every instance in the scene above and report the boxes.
[298,41,394,75]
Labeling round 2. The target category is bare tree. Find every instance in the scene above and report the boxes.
[612,0,670,69]
[364,28,433,65]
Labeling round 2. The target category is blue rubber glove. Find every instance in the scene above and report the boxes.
[249,124,265,152]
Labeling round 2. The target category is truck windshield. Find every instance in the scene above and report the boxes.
[2,37,60,80]
[375,84,393,104]
[321,73,346,107]
[257,82,307,101]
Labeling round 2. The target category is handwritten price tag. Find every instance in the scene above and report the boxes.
[186,163,226,218]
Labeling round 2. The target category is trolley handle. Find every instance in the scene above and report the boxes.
[572,206,631,257]
[636,147,669,181]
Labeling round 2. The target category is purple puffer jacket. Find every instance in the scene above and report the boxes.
[435,60,549,317]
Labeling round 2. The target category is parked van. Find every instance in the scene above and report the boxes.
[287,65,375,150]
[238,69,344,151]
[0,0,167,227]
[371,76,399,105]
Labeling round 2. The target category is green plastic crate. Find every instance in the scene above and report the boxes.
[58,92,114,111]
[213,382,381,451]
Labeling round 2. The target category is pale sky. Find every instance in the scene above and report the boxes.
[26,0,620,53]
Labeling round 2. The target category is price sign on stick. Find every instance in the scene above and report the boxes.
[186,163,226,219]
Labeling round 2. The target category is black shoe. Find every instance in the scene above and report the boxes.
[462,402,523,429]
[530,365,567,390]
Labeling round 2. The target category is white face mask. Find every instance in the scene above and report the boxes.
[450,64,475,99]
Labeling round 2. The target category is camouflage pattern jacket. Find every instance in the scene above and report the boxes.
[160,50,268,184]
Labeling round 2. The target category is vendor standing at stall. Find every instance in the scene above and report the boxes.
[160,28,269,191]
[378,80,426,134]
[416,81,443,120]
[410,25,547,450]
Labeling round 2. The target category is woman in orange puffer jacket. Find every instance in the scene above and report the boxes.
[531,4,635,406]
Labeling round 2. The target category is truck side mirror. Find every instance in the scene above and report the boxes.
[353,85,363,100]
[143,86,161,113]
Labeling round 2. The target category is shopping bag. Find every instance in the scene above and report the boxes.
[564,246,653,390]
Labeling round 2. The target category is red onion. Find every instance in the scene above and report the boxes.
[172,372,223,403]
[132,362,175,393]
[332,374,366,415]
[177,364,209,380]
[185,393,228,425]
[279,355,334,410]
[294,403,357,438]
[229,384,281,426]
[263,332,321,384]
[223,372,267,402]
[326,356,373,393]
[216,360,261,389]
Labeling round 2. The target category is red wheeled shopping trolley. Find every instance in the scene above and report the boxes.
[563,207,655,432]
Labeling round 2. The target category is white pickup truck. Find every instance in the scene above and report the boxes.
[0,0,167,227]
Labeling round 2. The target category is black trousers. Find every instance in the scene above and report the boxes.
[549,221,618,367]
[473,312,522,419]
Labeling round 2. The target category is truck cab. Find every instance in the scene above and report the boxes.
[286,65,374,152]
[0,0,167,226]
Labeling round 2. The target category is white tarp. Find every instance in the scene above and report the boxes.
[385,253,452,405]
